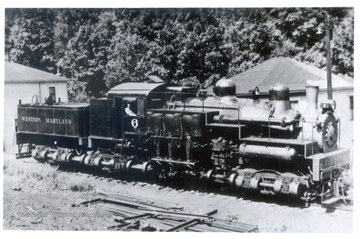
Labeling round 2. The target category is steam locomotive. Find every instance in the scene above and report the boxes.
[16,76,350,204]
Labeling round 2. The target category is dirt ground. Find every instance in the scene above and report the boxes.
[3,154,113,231]
[2,153,353,233]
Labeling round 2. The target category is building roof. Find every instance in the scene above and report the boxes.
[229,57,353,95]
[5,61,69,83]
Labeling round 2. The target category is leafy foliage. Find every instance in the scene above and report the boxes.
[5,8,354,102]
[7,9,56,73]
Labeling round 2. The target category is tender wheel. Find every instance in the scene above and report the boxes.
[206,170,214,182]
[83,155,91,165]
[142,161,152,174]
[125,160,133,172]
[250,177,260,190]
[64,152,73,163]
[94,156,103,167]
[227,172,238,187]
[39,149,49,160]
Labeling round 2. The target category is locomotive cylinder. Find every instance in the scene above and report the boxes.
[239,144,297,161]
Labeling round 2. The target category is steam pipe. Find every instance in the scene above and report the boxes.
[213,111,301,127]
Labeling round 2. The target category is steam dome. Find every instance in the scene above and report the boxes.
[214,79,236,97]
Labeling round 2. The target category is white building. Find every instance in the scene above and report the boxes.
[4,61,69,153]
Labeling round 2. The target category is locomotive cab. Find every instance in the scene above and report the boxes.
[89,80,171,146]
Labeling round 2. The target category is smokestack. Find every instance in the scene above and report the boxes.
[305,85,319,118]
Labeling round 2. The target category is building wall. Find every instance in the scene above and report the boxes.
[291,89,353,149]
[294,89,353,121]
[39,82,68,103]
[4,82,68,153]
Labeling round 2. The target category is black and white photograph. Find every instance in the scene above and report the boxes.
[1,0,357,236]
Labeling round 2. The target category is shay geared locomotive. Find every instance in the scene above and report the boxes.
[15,77,350,205]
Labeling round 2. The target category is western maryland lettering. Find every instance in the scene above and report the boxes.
[21,116,41,122]
[21,116,72,125]
[46,118,72,124]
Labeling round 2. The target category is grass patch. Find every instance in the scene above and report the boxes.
[26,166,59,181]
[4,155,94,192]
[70,183,94,192]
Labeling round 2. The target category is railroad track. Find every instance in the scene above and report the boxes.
[72,191,259,232]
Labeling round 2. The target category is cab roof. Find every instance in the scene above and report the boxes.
[108,82,168,96]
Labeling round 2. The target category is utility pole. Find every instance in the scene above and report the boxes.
[325,12,333,100]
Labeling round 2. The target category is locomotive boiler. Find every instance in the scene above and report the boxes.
[15,77,350,205]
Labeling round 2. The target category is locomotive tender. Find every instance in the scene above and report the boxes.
[16,77,350,204]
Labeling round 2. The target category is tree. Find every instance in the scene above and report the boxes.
[5,8,354,102]
[331,9,354,77]
[105,32,153,88]
[62,10,113,100]
[8,9,56,73]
